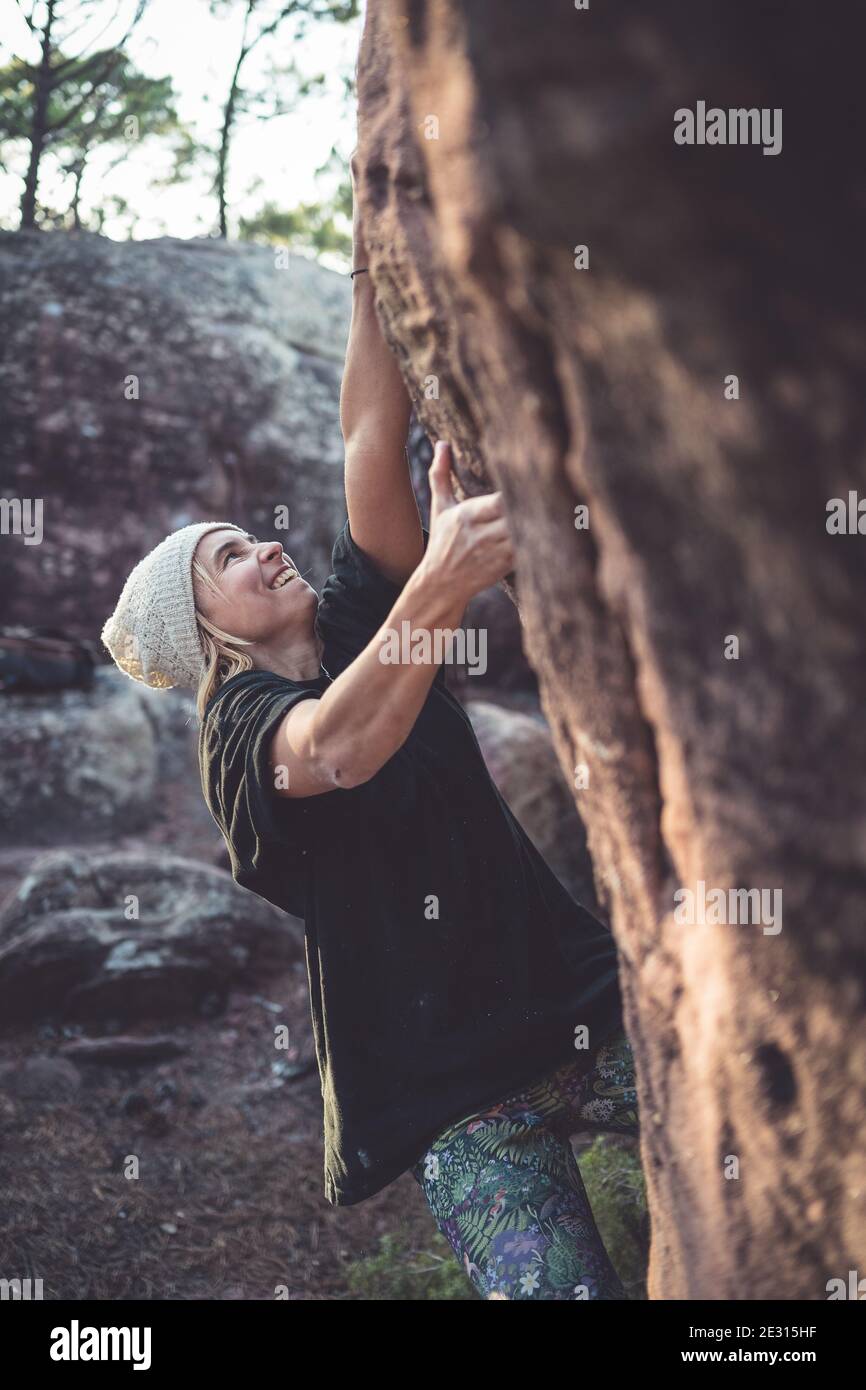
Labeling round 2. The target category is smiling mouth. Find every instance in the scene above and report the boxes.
[269,565,299,590]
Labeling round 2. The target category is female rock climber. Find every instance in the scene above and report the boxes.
[99,156,640,1301]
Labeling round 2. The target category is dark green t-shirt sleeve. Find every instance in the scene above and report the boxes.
[315,518,445,686]
[199,672,323,886]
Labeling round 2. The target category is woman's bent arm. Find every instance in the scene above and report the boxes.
[269,448,515,799]
[269,560,467,798]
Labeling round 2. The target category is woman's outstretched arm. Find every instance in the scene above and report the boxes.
[339,149,424,586]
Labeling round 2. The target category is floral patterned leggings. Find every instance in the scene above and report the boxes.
[410,1028,640,1300]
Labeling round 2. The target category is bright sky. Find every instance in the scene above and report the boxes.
[0,0,364,262]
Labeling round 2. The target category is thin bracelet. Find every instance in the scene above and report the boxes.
[349,267,369,279]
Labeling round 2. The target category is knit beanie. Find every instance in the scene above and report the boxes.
[100,521,248,691]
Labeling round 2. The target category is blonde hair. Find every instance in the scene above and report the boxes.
[191,554,255,721]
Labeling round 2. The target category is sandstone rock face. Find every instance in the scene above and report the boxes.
[0,848,302,1023]
[0,666,196,843]
[357,0,866,1297]
[0,232,352,642]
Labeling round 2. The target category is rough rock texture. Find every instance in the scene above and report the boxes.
[356,0,866,1298]
[0,231,351,641]
[0,666,199,842]
[466,699,602,920]
[0,848,303,1023]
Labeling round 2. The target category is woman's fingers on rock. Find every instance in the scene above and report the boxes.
[429,447,458,512]
[429,441,450,470]
[466,493,506,523]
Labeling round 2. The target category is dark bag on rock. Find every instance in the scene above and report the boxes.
[0,627,97,693]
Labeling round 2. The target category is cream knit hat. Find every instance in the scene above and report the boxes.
[100,521,248,691]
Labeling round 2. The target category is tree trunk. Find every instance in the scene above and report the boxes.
[70,159,85,230]
[20,0,56,230]
[217,2,254,240]
[216,78,239,240]
[355,0,866,1298]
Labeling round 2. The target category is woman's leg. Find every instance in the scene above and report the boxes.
[546,1027,640,1138]
[410,1075,631,1298]
[410,1028,640,1300]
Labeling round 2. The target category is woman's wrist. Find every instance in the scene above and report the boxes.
[409,554,470,616]
[351,267,373,296]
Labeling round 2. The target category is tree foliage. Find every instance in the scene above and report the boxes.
[0,42,183,229]
[0,0,360,245]
[6,0,158,226]
[208,0,358,237]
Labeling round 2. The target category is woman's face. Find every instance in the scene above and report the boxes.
[193,528,318,641]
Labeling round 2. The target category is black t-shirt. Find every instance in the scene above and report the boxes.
[199,518,624,1206]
